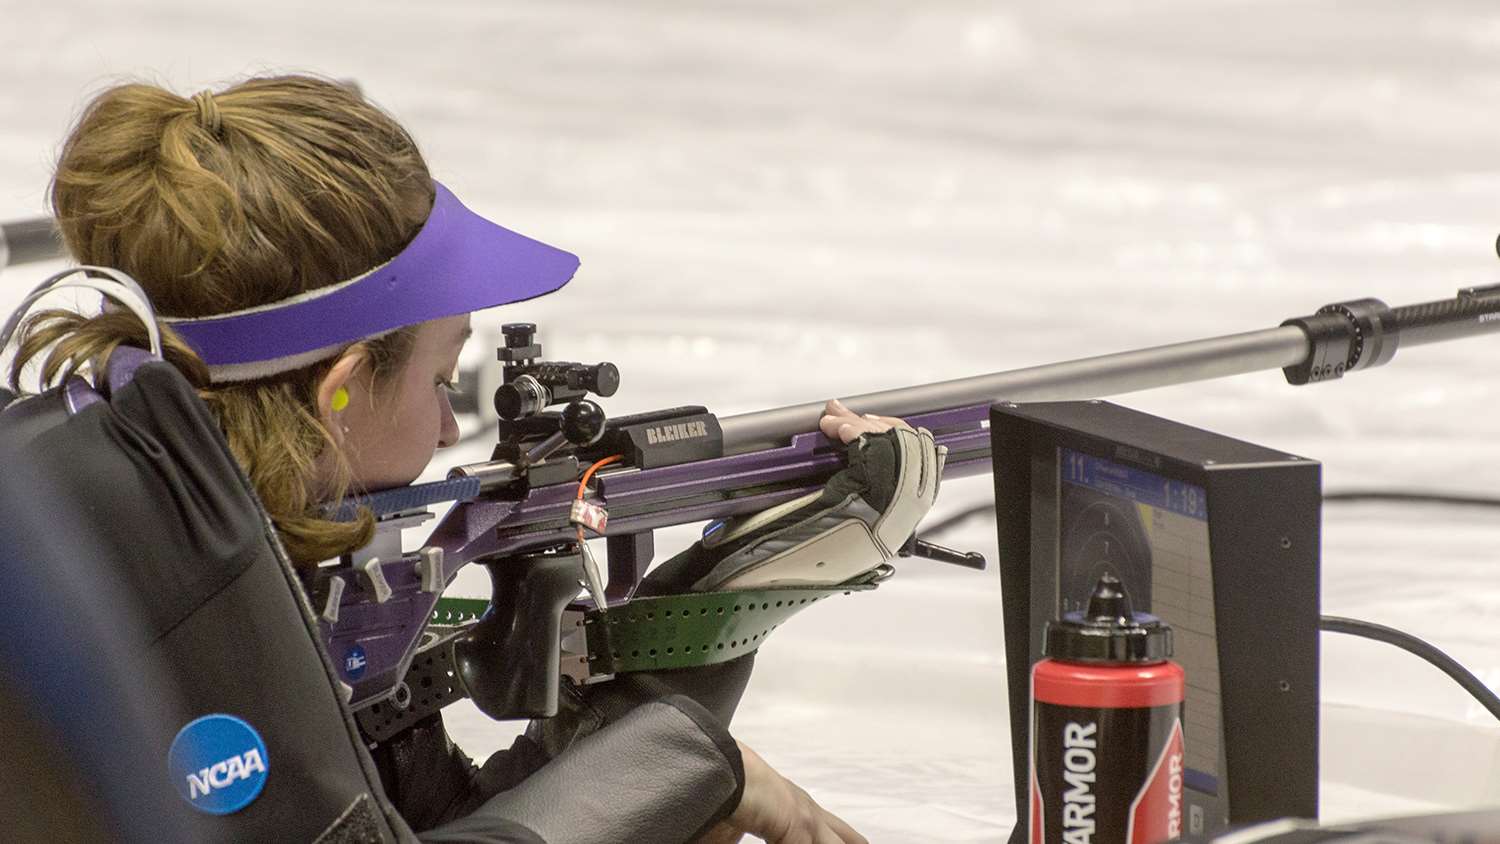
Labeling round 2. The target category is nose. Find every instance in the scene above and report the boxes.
[436,390,460,449]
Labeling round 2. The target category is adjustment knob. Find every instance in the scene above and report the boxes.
[590,362,621,397]
[561,399,607,446]
[501,323,537,347]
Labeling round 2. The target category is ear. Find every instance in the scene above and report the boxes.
[315,348,369,443]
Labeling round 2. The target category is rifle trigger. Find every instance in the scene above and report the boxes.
[579,541,609,610]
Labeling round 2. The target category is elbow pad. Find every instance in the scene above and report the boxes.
[691,425,945,590]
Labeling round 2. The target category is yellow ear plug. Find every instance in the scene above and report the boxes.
[331,387,349,413]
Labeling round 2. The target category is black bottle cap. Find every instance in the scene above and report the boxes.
[1043,574,1173,664]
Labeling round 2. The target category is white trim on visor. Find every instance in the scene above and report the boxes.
[196,339,362,384]
[159,258,391,324]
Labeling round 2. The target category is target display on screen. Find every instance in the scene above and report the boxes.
[1057,447,1221,794]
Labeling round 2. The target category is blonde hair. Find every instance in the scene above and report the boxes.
[8,75,434,567]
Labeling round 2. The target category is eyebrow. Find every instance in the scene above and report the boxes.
[454,325,474,344]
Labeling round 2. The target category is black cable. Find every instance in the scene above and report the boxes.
[1320,615,1500,724]
[1322,490,1500,509]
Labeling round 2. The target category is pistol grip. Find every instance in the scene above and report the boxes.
[453,552,581,719]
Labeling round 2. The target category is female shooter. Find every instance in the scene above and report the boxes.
[7,75,940,843]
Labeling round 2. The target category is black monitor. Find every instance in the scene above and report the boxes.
[991,400,1321,840]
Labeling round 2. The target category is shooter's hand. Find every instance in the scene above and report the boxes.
[696,741,868,844]
[818,398,904,444]
[819,398,945,558]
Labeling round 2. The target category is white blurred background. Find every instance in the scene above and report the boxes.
[5,1,1500,840]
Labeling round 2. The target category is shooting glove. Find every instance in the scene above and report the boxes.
[681,424,945,590]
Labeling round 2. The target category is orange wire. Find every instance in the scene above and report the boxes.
[575,454,624,547]
[577,454,624,500]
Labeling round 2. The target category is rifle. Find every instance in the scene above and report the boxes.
[313,288,1500,741]
[9,216,1500,736]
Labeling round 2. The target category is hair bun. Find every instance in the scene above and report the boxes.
[191,89,222,137]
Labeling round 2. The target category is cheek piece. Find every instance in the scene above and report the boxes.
[161,181,580,384]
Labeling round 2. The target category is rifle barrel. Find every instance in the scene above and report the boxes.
[720,326,1310,455]
[722,285,1500,455]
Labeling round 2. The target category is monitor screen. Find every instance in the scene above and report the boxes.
[997,400,1321,834]
[1055,446,1221,796]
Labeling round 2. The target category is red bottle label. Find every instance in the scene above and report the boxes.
[1030,659,1185,844]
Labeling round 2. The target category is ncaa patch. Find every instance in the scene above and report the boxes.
[168,714,269,815]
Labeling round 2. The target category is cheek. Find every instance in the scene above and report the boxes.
[391,388,445,452]
[347,385,446,488]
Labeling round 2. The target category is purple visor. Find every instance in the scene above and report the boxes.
[163,182,579,382]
